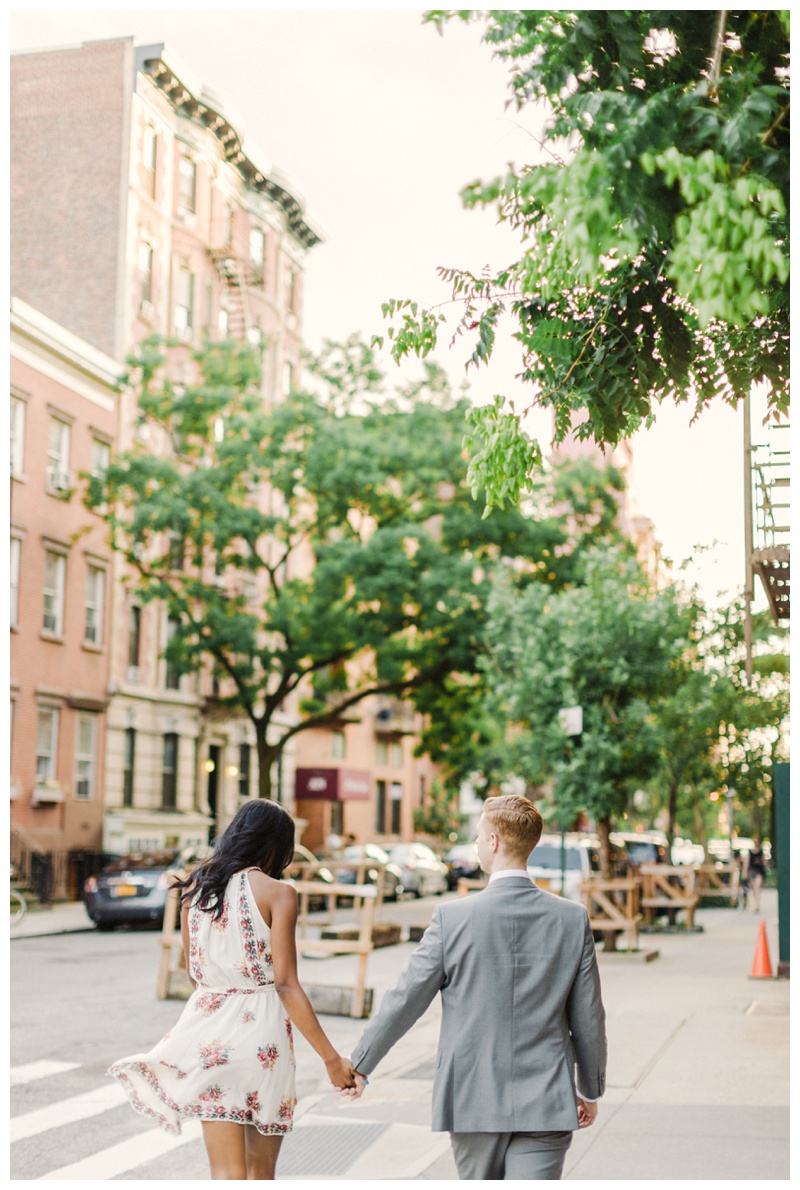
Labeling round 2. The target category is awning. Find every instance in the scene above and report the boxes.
[295,767,372,802]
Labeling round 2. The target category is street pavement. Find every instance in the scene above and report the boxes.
[12,886,789,1180]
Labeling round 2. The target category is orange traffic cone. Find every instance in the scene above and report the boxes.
[749,919,774,979]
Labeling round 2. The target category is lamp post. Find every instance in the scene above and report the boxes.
[557,706,583,896]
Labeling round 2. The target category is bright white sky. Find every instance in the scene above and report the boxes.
[10,5,772,612]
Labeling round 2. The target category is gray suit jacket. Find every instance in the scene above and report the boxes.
[350,877,606,1133]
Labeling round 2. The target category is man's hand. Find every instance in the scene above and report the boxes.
[576,1098,598,1128]
[340,1072,369,1100]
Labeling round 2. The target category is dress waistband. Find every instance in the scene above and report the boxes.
[195,983,276,996]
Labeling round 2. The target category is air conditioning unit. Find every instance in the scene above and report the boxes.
[31,781,65,805]
[47,467,71,491]
[10,781,22,801]
[126,665,141,683]
[140,299,155,321]
[175,325,194,342]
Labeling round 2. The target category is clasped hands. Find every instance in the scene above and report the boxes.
[325,1054,368,1099]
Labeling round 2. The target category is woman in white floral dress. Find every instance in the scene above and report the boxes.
[109,800,356,1179]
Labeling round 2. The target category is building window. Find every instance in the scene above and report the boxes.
[390,782,403,833]
[178,156,197,214]
[84,565,105,645]
[11,396,26,475]
[10,537,21,628]
[128,605,142,677]
[174,267,195,338]
[238,744,251,801]
[43,550,66,636]
[391,741,403,768]
[36,707,59,783]
[139,242,154,307]
[218,306,229,338]
[287,265,298,313]
[249,227,265,283]
[143,125,157,197]
[75,713,97,800]
[332,730,345,759]
[122,727,136,808]
[165,615,181,690]
[47,418,71,492]
[376,779,387,834]
[376,739,388,766]
[162,733,178,809]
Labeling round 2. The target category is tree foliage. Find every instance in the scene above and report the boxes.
[84,335,628,799]
[376,10,790,511]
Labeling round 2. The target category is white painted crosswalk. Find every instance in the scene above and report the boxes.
[10,1059,204,1180]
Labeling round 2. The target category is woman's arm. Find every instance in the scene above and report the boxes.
[257,875,355,1089]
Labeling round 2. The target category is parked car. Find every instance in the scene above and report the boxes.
[671,837,706,866]
[284,846,335,909]
[83,845,212,930]
[331,843,405,901]
[444,842,482,891]
[610,831,668,871]
[526,835,594,901]
[387,842,448,898]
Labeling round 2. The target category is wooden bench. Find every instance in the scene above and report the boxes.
[639,864,699,928]
[693,863,740,907]
[457,877,488,897]
[580,877,642,952]
[156,877,191,1000]
[293,880,378,1018]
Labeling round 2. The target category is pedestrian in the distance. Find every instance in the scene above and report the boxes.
[345,794,607,1180]
[746,838,767,913]
[108,799,356,1179]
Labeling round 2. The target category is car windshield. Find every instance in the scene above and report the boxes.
[102,852,178,873]
[527,845,583,871]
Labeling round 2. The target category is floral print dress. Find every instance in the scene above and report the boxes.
[108,869,296,1136]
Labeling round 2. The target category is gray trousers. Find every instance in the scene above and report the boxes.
[450,1129,573,1180]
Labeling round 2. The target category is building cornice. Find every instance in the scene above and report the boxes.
[135,44,323,250]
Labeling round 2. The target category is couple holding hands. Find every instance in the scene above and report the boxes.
[110,794,606,1180]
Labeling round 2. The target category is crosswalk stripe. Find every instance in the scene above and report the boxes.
[11,1083,127,1142]
[10,1060,80,1086]
[40,1120,203,1180]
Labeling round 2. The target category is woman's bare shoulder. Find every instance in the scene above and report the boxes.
[248,870,296,907]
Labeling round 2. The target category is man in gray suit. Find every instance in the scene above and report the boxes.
[348,794,607,1179]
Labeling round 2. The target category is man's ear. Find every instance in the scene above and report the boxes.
[490,832,500,853]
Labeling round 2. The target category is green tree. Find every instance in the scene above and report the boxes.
[84,336,625,802]
[377,10,789,511]
[481,547,690,892]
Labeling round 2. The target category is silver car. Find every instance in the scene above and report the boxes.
[386,842,448,897]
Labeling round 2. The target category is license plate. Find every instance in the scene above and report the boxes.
[112,884,138,897]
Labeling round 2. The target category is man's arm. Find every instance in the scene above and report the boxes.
[566,913,607,1101]
[350,907,446,1077]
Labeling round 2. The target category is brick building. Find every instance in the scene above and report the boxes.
[11,37,444,864]
[10,299,123,896]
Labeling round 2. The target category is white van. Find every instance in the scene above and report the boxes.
[526,834,594,901]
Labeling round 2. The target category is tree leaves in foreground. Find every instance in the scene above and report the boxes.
[375,10,789,511]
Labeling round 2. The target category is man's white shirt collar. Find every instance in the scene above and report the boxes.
[488,868,532,884]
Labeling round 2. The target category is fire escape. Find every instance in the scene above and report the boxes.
[208,238,257,343]
[750,422,790,624]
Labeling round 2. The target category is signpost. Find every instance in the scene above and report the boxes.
[557,706,583,896]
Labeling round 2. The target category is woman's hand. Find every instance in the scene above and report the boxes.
[325,1053,356,1090]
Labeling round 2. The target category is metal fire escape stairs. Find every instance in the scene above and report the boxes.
[751,422,790,623]
[208,246,255,343]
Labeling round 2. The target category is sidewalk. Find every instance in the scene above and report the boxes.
[13,889,789,1180]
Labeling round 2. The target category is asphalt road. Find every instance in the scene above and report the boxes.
[10,895,445,1180]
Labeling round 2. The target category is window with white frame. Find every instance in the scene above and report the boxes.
[139,242,154,307]
[43,550,66,635]
[178,157,197,214]
[85,565,105,645]
[36,707,59,783]
[249,227,265,283]
[47,418,71,491]
[10,537,21,628]
[174,267,195,336]
[332,730,345,759]
[75,713,97,799]
[11,396,26,475]
[123,727,136,808]
[90,438,111,478]
[143,125,157,197]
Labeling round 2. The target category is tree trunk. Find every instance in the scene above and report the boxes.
[596,816,617,952]
[667,779,680,847]
[255,723,275,800]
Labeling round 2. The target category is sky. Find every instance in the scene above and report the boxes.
[9,5,772,612]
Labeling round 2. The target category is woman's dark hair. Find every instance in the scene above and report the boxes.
[176,800,295,918]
